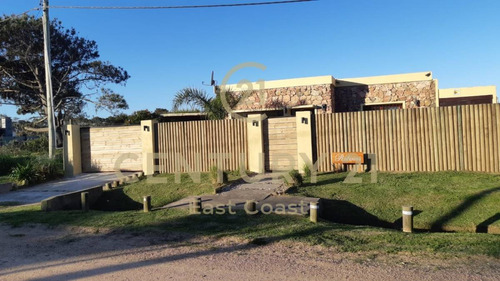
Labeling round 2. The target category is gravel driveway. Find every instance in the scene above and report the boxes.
[0,225,498,281]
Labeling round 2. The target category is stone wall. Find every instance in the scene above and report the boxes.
[234,84,335,113]
[334,80,436,112]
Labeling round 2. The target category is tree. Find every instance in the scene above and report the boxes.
[0,15,130,145]
[68,108,169,127]
[172,87,240,120]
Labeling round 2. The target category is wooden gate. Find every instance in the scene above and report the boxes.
[264,117,298,171]
[156,120,248,173]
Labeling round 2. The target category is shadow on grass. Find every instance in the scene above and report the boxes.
[430,186,500,231]
[92,188,143,211]
[302,176,344,187]
[475,213,500,233]
[1,201,499,280]
[0,206,363,280]
[319,199,394,229]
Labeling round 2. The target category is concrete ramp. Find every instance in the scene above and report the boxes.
[0,172,134,205]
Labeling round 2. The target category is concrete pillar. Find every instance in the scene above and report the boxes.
[141,120,157,176]
[296,111,313,174]
[63,124,82,177]
[247,114,265,173]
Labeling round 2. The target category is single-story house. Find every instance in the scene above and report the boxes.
[222,72,497,117]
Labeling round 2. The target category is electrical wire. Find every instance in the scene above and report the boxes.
[0,7,41,24]
[49,0,315,10]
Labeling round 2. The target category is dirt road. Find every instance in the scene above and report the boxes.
[0,225,498,281]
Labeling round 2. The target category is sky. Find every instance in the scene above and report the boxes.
[1,0,500,119]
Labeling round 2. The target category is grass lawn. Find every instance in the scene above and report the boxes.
[0,204,499,258]
[0,175,11,184]
[0,171,499,258]
[291,171,500,232]
[93,172,240,211]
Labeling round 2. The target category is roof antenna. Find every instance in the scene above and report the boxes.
[202,71,216,86]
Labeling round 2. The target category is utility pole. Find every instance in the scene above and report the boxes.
[42,0,56,158]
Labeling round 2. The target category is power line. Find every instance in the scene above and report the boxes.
[0,7,41,23]
[49,0,315,10]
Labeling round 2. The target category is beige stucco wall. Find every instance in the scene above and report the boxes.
[141,120,157,175]
[63,124,82,177]
[439,86,497,103]
[295,111,313,174]
[335,72,433,87]
[247,114,265,173]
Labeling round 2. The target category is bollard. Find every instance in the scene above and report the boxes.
[111,180,119,188]
[245,200,257,215]
[103,183,111,191]
[81,192,89,212]
[190,197,202,214]
[119,178,126,185]
[143,195,151,213]
[402,206,413,233]
[310,201,319,223]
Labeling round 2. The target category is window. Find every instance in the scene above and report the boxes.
[362,102,404,111]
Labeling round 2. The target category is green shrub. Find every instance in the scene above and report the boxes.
[0,154,17,175]
[0,136,48,156]
[9,156,63,186]
[303,164,311,178]
[0,141,23,156]
[35,155,63,182]
[22,137,49,154]
[285,169,303,187]
[10,162,37,185]
[0,154,30,176]
[209,165,228,186]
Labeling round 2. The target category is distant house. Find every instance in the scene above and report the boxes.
[0,116,13,138]
[223,72,497,117]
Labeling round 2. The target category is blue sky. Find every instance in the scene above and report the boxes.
[1,0,500,119]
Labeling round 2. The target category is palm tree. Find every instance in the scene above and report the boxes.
[172,87,240,120]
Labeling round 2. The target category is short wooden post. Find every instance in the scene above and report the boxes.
[112,180,119,188]
[245,200,257,214]
[119,177,126,185]
[310,201,319,223]
[190,197,202,214]
[81,192,89,212]
[402,206,413,233]
[143,195,151,213]
[103,183,111,191]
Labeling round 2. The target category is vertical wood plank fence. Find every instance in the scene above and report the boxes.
[315,104,500,173]
[156,119,247,173]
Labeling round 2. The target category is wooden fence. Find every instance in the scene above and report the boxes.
[315,104,500,173]
[156,119,247,173]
